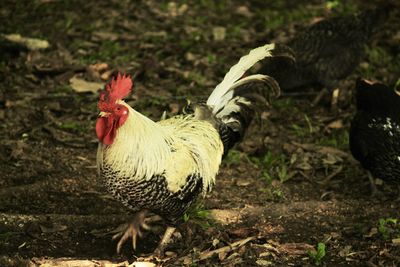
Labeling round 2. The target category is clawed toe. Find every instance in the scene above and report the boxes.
[112,211,151,254]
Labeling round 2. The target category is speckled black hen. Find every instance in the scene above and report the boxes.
[260,6,391,93]
[349,79,400,188]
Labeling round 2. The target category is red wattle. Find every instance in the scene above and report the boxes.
[96,116,117,145]
[103,121,117,145]
[96,117,107,141]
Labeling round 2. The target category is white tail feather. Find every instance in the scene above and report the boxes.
[206,43,276,112]
[215,74,275,113]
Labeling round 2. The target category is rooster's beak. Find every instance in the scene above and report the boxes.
[99,111,111,117]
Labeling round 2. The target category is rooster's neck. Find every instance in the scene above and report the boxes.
[101,104,171,180]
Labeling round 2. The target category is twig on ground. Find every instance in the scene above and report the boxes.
[292,142,356,163]
[177,236,256,264]
[320,165,344,184]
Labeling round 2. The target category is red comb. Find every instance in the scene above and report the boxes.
[98,73,133,111]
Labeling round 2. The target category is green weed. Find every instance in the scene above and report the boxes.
[378,218,398,240]
[59,121,81,131]
[183,203,212,229]
[316,130,348,150]
[326,0,341,10]
[252,151,290,183]
[360,46,392,78]
[365,47,391,66]
[207,53,216,64]
[186,71,208,86]
[308,242,326,265]
[395,78,400,91]
[223,149,251,167]
[272,98,295,111]
[291,114,316,138]
[272,187,285,200]
[292,123,308,138]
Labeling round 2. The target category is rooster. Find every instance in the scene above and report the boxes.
[259,5,391,107]
[95,43,294,255]
[349,78,400,195]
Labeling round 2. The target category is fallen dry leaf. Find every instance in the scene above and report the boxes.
[213,27,226,41]
[30,258,130,267]
[129,261,156,267]
[3,33,49,50]
[279,242,315,256]
[89,62,108,72]
[69,76,103,93]
[209,209,241,225]
[235,6,254,18]
[392,238,400,245]
[322,153,343,165]
[326,119,344,129]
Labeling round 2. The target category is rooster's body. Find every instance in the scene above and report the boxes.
[98,112,223,223]
[349,79,400,191]
[95,43,293,254]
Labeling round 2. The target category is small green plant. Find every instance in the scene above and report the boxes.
[308,242,326,266]
[304,114,313,134]
[223,149,242,166]
[272,98,295,111]
[277,165,288,182]
[292,123,307,138]
[223,149,251,167]
[378,218,398,240]
[316,130,349,150]
[272,187,285,200]
[207,53,216,64]
[59,121,82,131]
[251,152,291,184]
[395,78,400,92]
[183,203,212,229]
[291,114,315,138]
[326,0,340,10]
[186,71,208,86]
[365,46,391,66]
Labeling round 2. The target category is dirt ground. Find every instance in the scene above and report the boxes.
[1,0,400,266]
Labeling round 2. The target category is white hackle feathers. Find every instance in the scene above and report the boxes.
[206,43,277,113]
[101,101,172,182]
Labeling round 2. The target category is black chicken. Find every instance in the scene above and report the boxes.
[260,5,391,106]
[349,78,400,194]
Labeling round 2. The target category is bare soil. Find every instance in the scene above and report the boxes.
[1,0,399,266]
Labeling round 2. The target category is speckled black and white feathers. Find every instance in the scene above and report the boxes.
[100,163,203,224]
[349,79,400,182]
[260,6,391,91]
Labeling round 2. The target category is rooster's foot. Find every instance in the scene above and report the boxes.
[112,210,151,254]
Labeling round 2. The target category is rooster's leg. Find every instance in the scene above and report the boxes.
[154,226,176,257]
[112,210,151,254]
